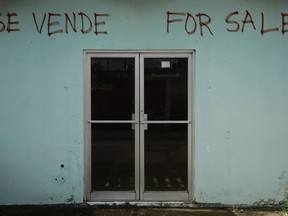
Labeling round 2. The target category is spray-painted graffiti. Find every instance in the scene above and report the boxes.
[167,10,288,36]
[0,12,20,33]
[167,12,213,36]
[0,12,109,36]
[32,12,109,36]
[0,10,287,36]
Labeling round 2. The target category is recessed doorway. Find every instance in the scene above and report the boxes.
[84,51,194,202]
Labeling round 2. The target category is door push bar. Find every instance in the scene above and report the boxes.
[89,113,191,131]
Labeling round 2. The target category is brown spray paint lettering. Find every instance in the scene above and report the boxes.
[0,12,20,33]
[32,12,109,36]
[167,10,288,36]
[225,10,288,35]
[166,12,214,36]
[0,10,288,36]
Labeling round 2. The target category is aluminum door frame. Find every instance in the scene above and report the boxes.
[84,50,195,202]
[84,52,140,201]
[139,53,193,201]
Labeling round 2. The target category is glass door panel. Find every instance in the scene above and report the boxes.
[91,124,135,191]
[90,56,139,198]
[91,57,135,120]
[144,58,188,120]
[141,55,191,200]
[144,124,188,191]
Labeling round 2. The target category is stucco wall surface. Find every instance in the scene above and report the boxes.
[0,0,288,205]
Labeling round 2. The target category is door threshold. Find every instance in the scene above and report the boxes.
[87,201,194,207]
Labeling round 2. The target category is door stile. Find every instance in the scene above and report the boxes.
[134,55,140,200]
[84,54,92,201]
[139,54,145,200]
[187,53,194,201]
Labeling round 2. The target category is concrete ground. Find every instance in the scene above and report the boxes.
[0,206,286,216]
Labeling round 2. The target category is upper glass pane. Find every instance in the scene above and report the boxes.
[144,58,188,120]
[91,58,135,120]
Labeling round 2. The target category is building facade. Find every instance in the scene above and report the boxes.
[0,0,288,205]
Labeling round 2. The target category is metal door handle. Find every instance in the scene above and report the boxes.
[132,113,148,130]
[132,114,136,130]
[142,114,148,130]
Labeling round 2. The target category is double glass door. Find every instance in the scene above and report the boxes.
[85,52,193,201]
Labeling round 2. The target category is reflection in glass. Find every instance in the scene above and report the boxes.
[145,124,188,191]
[144,58,188,120]
[91,58,135,120]
[91,124,135,191]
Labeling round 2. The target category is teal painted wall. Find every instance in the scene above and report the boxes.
[0,0,288,205]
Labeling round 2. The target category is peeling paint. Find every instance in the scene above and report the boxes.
[66,195,75,203]
[87,201,193,208]
[206,146,212,153]
[253,199,280,208]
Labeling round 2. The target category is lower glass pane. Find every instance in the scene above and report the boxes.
[144,124,188,191]
[91,124,135,191]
